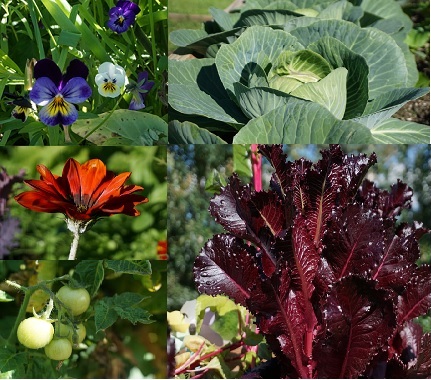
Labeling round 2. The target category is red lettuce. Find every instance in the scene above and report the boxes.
[193,145,431,378]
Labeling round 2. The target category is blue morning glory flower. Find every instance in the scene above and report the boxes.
[29,59,92,127]
[107,1,141,34]
[127,71,154,110]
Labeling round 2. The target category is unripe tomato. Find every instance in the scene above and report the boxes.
[17,317,54,349]
[56,286,90,316]
[57,322,86,344]
[44,338,73,360]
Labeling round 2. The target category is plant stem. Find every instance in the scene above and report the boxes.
[77,94,123,144]
[7,288,34,344]
[68,229,80,260]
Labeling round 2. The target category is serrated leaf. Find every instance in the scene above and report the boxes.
[73,260,104,297]
[111,292,149,308]
[94,300,119,331]
[113,305,153,325]
[104,260,151,276]
[0,349,27,378]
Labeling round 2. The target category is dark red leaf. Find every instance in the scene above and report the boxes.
[314,276,396,378]
[357,179,413,219]
[193,234,260,306]
[323,204,384,280]
[397,265,431,324]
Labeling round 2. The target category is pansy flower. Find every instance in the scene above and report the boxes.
[127,71,154,110]
[29,59,92,127]
[95,62,126,98]
[14,158,148,223]
[7,95,34,122]
[107,1,141,34]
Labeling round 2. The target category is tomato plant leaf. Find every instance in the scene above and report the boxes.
[94,300,119,331]
[0,349,26,378]
[104,260,152,276]
[73,260,104,297]
[113,306,153,325]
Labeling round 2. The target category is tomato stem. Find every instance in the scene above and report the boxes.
[7,287,35,345]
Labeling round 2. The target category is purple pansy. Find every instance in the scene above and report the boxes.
[128,71,154,110]
[107,1,141,34]
[29,59,92,127]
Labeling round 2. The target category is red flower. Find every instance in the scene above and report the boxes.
[15,158,148,221]
[157,240,168,260]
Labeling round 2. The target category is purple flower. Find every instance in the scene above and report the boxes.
[29,59,92,127]
[107,1,141,34]
[128,71,154,110]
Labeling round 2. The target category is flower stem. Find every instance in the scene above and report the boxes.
[77,94,123,144]
[68,229,80,260]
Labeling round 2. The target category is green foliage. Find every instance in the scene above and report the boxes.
[0,0,168,145]
[2,146,166,260]
[0,260,167,379]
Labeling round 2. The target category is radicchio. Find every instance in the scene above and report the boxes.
[193,145,431,378]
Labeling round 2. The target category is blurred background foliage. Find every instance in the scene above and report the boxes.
[1,146,167,260]
[0,259,167,379]
[167,145,431,311]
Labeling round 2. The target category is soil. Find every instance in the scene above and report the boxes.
[394,93,430,125]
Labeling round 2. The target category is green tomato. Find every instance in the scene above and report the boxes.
[44,338,73,361]
[56,286,90,316]
[57,322,86,344]
[17,317,54,349]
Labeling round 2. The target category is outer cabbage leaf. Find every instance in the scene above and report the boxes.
[168,120,227,144]
[232,100,373,143]
[370,119,431,144]
[169,58,248,125]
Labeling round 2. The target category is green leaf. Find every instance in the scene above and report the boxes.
[0,349,26,378]
[290,67,348,119]
[113,305,153,324]
[243,326,264,346]
[196,295,242,332]
[212,310,241,340]
[216,26,304,97]
[234,84,293,119]
[289,19,410,98]
[370,118,430,144]
[307,36,369,119]
[168,120,227,144]
[235,9,304,27]
[72,110,168,145]
[94,300,119,331]
[111,292,149,308]
[205,169,228,193]
[73,260,104,297]
[233,99,373,143]
[271,49,332,82]
[169,59,248,125]
[0,290,13,302]
[355,87,430,128]
[233,144,252,179]
[104,260,152,276]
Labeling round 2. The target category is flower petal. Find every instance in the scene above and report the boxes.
[61,77,92,103]
[79,159,107,208]
[34,59,62,86]
[36,164,70,199]
[89,172,132,207]
[137,71,149,83]
[118,0,141,15]
[98,193,149,216]
[98,62,115,74]
[38,98,78,126]
[63,158,82,207]
[129,93,145,110]
[14,191,73,214]
[98,81,122,98]
[29,77,58,106]
[62,59,89,83]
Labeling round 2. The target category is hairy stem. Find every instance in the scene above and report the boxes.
[68,229,80,260]
[7,287,35,344]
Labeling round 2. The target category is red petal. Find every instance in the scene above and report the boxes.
[15,191,71,214]
[79,159,107,207]
[63,158,82,206]
[89,172,132,206]
[36,164,69,199]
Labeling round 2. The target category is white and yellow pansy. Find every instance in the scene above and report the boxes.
[95,62,126,98]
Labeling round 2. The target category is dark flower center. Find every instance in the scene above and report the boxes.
[115,15,125,26]
[103,81,117,93]
[47,95,68,115]
[76,204,88,213]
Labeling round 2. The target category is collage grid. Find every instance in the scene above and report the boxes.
[0,0,430,379]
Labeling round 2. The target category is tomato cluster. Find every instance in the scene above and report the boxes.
[17,286,91,361]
